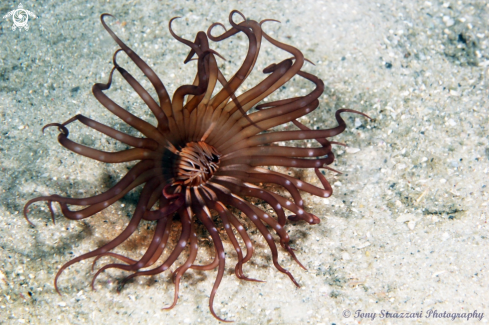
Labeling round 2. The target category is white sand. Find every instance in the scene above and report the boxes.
[1,0,488,324]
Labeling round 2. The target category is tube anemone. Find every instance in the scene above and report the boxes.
[24,11,369,322]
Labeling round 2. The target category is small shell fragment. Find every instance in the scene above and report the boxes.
[407,220,416,230]
[345,147,360,154]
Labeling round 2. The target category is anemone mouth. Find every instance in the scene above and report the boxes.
[173,141,220,187]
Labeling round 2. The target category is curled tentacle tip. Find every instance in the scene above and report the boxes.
[214,315,233,323]
[207,22,228,40]
[239,275,265,283]
[42,123,69,136]
[331,141,348,148]
[337,108,371,121]
[23,208,34,226]
[288,249,307,270]
[298,264,307,271]
[322,166,342,175]
[230,9,246,21]
[112,48,124,66]
[41,123,61,133]
[260,18,281,26]
[91,261,99,272]
[205,49,226,61]
[304,58,316,66]
[162,304,176,311]
[169,16,182,24]
[211,22,227,30]
[100,13,114,21]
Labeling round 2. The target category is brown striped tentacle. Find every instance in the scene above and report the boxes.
[54,178,160,294]
[101,14,172,121]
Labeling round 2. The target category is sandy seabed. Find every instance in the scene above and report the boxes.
[1,0,488,324]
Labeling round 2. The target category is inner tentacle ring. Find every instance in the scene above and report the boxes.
[174,141,220,187]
